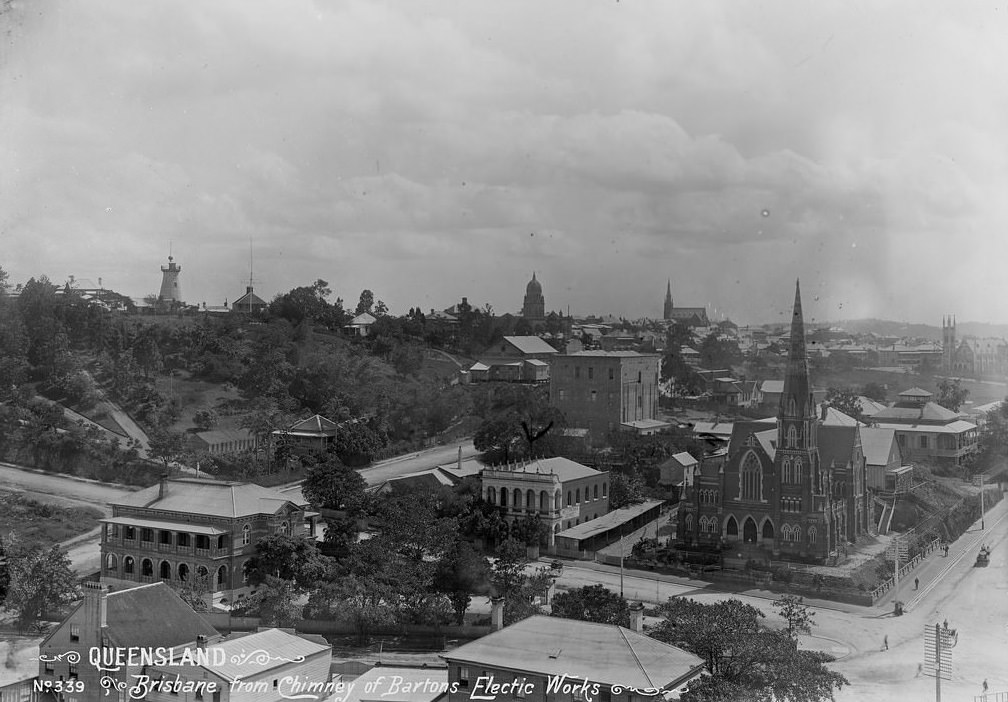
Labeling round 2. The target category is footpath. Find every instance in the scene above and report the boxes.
[548,493,1008,617]
[874,494,1008,612]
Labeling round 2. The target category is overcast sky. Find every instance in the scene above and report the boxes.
[2,1,1007,325]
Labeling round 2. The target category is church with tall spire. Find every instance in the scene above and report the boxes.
[676,280,868,564]
[662,279,709,326]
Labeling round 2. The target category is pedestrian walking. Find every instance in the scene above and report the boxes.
[983,679,989,693]
[883,635,889,651]
[916,663,923,678]
[915,577,919,590]
[943,618,949,630]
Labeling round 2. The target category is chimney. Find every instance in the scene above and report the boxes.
[820,403,829,421]
[629,602,645,633]
[83,580,109,631]
[159,473,170,499]
[490,597,505,631]
[457,445,463,472]
[196,635,207,650]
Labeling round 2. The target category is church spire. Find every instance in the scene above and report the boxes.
[781,279,812,419]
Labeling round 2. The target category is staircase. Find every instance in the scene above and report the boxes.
[875,496,896,535]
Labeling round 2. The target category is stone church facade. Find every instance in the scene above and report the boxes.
[677,281,869,564]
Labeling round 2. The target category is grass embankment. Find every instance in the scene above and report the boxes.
[0,490,104,547]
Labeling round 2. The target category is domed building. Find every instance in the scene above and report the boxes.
[521,272,545,321]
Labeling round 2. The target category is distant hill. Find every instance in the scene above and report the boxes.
[807,318,1008,341]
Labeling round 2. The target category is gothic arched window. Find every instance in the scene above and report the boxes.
[740,451,763,501]
[782,459,792,484]
[786,426,798,449]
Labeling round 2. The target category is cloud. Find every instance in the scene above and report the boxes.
[2,0,1008,323]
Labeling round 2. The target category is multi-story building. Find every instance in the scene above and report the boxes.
[943,316,1008,378]
[442,613,706,702]
[549,351,664,445]
[481,457,609,551]
[38,582,220,702]
[468,335,559,383]
[677,281,869,564]
[100,477,314,603]
[870,388,978,466]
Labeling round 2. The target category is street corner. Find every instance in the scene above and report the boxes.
[799,633,853,661]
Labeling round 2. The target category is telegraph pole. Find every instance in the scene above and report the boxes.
[980,472,985,531]
[935,623,941,702]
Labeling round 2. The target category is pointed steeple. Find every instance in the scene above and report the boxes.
[781,279,812,420]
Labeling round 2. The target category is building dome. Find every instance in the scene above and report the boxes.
[526,272,542,294]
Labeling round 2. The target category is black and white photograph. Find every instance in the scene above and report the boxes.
[1,2,1007,701]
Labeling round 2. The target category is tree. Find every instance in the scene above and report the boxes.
[609,471,646,509]
[861,382,887,403]
[434,540,492,624]
[231,576,303,628]
[772,594,815,639]
[148,429,186,470]
[243,534,327,589]
[550,584,629,626]
[936,378,969,412]
[333,420,385,465]
[192,408,219,431]
[4,539,79,633]
[306,574,396,645]
[301,454,368,515]
[355,289,375,316]
[490,538,553,626]
[473,385,566,464]
[652,597,848,702]
[177,570,211,613]
[825,387,862,421]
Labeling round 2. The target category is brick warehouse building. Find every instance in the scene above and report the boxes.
[549,351,664,445]
[100,477,317,604]
[677,281,869,564]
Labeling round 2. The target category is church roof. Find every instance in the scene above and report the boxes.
[819,425,858,469]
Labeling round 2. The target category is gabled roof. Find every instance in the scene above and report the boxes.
[341,666,448,702]
[284,414,339,437]
[858,396,888,416]
[502,335,559,355]
[760,380,785,393]
[820,406,863,426]
[728,422,777,461]
[232,290,267,308]
[44,583,219,650]
[669,451,698,467]
[113,478,305,517]
[859,427,899,466]
[485,456,602,482]
[191,428,255,445]
[348,312,377,326]
[819,425,858,469]
[899,387,933,398]
[873,401,959,423]
[442,615,704,689]
[189,629,330,682]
